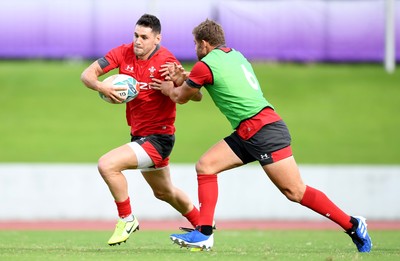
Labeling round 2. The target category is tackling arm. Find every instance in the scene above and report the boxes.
[155,80,201,104]
[157,62,202,102]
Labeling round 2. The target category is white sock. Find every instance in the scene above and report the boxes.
[121,214,134,222]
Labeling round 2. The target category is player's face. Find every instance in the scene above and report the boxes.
[195,40,207,60]
[133,25,161,60]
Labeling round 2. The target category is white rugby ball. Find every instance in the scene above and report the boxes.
[99,74,139,103]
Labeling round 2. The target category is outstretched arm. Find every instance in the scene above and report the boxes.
[151,79,202,104]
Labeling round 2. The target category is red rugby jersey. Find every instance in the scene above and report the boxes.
[101,43,177,136]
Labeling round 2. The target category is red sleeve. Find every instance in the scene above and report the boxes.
[161,51,180,81]
[165,55,180,66]
[101,45,125,73]
[187,61,213,87]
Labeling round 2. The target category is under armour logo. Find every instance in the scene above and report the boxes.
[260,154,270,160]
[126,65,134,72]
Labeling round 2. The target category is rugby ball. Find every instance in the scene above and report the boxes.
[99,74,139,103]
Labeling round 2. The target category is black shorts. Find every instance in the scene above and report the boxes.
[131,134,175,168]
[224,120,292,166]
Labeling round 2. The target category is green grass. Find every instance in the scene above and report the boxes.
[0,230,398,261]
[0,60,399,163]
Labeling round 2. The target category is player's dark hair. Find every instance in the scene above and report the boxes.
[192,19,225,46]
[136,14,161,34]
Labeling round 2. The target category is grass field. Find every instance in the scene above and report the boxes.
[0,60,399,163]
[1,61,399,260]
[0,230,399,261]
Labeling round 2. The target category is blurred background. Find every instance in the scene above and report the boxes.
[1,0,399,62]
[0,0,399,222]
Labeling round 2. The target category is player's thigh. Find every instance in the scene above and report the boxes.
[262,156,306,200]
[196,139,243,174]
[99,144,139,171]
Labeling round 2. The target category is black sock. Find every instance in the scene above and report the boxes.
[347,217,359,233]
[198,225,213,236]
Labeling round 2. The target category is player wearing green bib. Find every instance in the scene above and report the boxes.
[200,48,271,129]
[152,19,371,253]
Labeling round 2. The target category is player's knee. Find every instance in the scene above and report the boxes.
[281,188,303,203]
[153,189,172,202]
[195,157,216,174]
[195,160,208,174]
[97,155,114,177]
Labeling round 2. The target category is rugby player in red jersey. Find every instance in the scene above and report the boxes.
[81,14,201,246]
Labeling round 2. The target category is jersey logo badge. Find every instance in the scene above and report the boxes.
[148,66,156,78]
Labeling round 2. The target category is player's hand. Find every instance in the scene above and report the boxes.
[160,62,187,85]
[149,78,174,96]
[98,78,126,103]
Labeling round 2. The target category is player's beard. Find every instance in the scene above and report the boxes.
[134,46,143,58]
[196,47,206,60]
